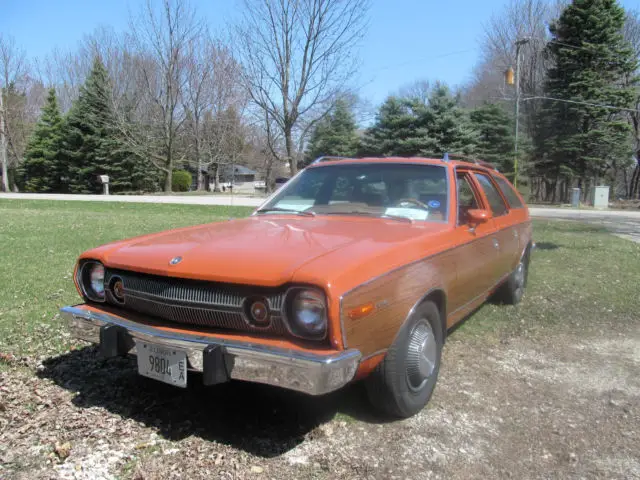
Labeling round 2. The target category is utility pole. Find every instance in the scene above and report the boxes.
[0,87,8,192]
[506,37,530,189]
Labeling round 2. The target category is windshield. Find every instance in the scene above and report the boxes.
[259,163,449,222]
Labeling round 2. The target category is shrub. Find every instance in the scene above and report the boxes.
[172,170,192,192]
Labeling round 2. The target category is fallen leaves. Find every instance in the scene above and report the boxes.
[54,441,72,460]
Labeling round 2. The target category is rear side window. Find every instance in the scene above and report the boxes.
[474,173,508,216]
[494,176,524,209]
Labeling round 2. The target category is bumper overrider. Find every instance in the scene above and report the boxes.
[60,305,361,395]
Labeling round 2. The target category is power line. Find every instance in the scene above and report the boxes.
[373,49,475,72]
[520,95,638,113]
[532,38,635,60]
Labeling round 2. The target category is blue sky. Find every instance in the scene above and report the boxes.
[3,0,640,105]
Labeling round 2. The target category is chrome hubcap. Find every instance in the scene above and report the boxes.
[406,321,437,391]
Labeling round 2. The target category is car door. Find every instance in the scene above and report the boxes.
[472,171,520,283]
[448,170,501,314]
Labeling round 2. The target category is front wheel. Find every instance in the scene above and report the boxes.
[364,301,443,418]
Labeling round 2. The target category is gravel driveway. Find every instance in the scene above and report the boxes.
[1,319,638,480]
[529,208,640,243]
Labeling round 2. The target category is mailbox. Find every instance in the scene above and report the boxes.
[98,175,110,195]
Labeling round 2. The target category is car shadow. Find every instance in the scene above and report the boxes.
[39,346,390,457]
[533,242,559,251]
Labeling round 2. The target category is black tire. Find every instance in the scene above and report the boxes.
[364,301,443,419]
[497,248,530,305]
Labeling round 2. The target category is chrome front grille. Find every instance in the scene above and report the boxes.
[104,269,288,336]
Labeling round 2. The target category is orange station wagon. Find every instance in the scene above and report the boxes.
[61,156,533,418]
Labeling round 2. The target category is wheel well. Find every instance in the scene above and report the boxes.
[422,289,447,343]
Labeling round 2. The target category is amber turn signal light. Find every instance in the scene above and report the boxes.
[348,302,375,320]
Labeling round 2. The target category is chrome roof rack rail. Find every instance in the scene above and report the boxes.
[450,153,499,172]
[311,156,354,164]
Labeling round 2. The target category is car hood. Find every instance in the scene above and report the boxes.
[85,215,448,287]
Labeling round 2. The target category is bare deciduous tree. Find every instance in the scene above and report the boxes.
[183,36,246,190]
[462,0,566,140]
[117,0,202,192]
[235,0,370,176]
[0,34,29,191]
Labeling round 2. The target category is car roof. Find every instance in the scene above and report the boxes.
[307,156,500,176]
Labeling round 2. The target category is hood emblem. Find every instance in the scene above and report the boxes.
[169,256,183,265]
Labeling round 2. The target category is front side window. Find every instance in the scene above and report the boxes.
[456,172,480,225]
[474,173,508,216]
[260,163,449,222]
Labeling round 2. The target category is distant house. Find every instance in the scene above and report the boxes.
[219,164,257,183]
[213,164,260,194]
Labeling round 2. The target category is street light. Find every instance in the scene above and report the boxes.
[505,37,530,189]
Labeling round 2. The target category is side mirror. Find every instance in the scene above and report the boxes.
[467,209,490,232]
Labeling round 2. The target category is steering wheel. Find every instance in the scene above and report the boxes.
[390,198,430,210]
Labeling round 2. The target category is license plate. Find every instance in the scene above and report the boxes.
[136,341,187,388]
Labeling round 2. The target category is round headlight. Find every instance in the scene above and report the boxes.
[81,261,105,301]
[289,289,327,339]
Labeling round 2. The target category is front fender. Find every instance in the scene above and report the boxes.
[339,252,454,360]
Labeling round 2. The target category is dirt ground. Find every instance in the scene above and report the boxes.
[1,318,638,480]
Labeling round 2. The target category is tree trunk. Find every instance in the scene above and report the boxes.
[631,160,640,198]
[0,92,8,193]
[195,135,203,190]
[544,179,554,202]
[0,148,8,193]
[164,169,172,192]
[164,140,173,192]
[264,160,273,194]
[285,125,296,176]
[623,166,630,199]
[214,163,220,192]
[197,165,204,191]
[583,177,591,204]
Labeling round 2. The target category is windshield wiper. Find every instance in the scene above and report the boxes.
[322,211,414,223]
[255,207,316,217]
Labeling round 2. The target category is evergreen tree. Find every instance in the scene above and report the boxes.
[359,96,433,156]
[21,89,65,192]
[535,0,637,196]
[470,102,516,172]
[360,84,477,158]
[61,57,116,193]
[423,84,477,156]
[304,99,360,164]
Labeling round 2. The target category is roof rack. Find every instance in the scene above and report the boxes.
[441,152,499,172]
[311,156,354,164]
[469,158,499,171]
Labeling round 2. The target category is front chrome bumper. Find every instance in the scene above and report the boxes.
[60,305,361,395]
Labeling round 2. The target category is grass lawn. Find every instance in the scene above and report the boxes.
[0,200,254,359]
[0,199,638,360]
